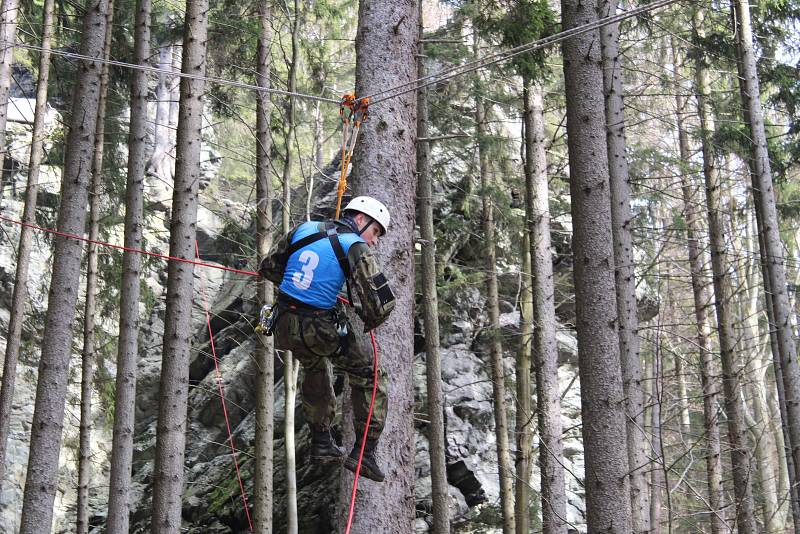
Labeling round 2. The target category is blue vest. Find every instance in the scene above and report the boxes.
[279,221,364,309]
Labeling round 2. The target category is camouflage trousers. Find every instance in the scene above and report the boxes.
[273,303,388,441]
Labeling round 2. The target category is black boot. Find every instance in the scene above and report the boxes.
[310,428,346,463]
[344,437,385,482]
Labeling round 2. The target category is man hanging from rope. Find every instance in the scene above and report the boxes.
[258,196,395,482]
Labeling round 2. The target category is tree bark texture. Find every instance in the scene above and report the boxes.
[0,0,55,485]
[515,231,533,534]
[146,41,179,194]
[417,15,450,533]
[18,1,109,531]
[285,358,299,534]
[77,4,114,530]
[672,43,728,533]
[732,2,800,527]
[735,209,782,531]
[648,326,664,534]
[598,2,648,529]
[755,181,800,530]
[523,80,566,534]
[515,86,534,534]
[560,0,632,530]
[345,0,418,529]
[283,4,301,530]
[0,0,20,202]
[282,0,299,231]
[693,8,757,533]
[150,0,207,530]
[477,84,516,534]
[106,0,150,531]
[253,1,275,531]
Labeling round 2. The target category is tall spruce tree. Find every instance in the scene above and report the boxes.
[18,0,110,531]
[77,3,114,530]
[732,2,800,525]
[598,1,649,529]
[0,0,20,201]
[343,0,418,529]
[282,5,302,531]
[523,79,566,534]
[417,5,450,531]
[0,0,55,486]
[474,37,516,534]
[672,41,728,534]
[106,0,151,530]
[692,6,757,532]
[253,1,275,531]
[560,0,632,529]
[150,0,208,529]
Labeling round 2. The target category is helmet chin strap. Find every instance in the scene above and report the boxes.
[357,217,375,237]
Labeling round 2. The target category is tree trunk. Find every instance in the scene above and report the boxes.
[693,7,758,532]
[146,41,179,195]
[598,2,649,529]
[150,0,207,529]
[761,214,800,531]
[671,39,728,534]
[733,194,783,532]
[283,0,298,231]
[742,347,782,533]
[253,1,275,531]
[515,231,533,534]
[0,0,20,202]
[106,0,150,531]
[0,0,55,485]
[560,0,632,530]
[285,356,299,534]
[732,2,800,528]
[283,3,301,530]
[523,79,566,534]
[343,0,417,529]
[77,2,114,530]
[646,346,663,534]
[314,101,324,171]
[673,351,690,435]
[755,116,800,534]
[18,0,109,531]
[476,61,515,534]
[417,9,450,532]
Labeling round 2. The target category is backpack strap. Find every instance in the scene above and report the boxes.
[287,228,327,256]
[325,223,351,278]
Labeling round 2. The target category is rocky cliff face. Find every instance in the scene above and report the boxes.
[0,166,592,534]
[0,114,619,532]
[121,267,590,533]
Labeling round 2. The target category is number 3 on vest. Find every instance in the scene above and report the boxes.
[292,250,320,290]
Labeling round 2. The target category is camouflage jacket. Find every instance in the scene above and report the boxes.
[259,220,395,331]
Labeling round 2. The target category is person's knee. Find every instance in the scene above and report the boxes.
[349,366,387,392]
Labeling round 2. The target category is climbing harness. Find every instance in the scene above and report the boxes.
[0,90,381,533]
[335,94,369,219]
[257,89,379,529]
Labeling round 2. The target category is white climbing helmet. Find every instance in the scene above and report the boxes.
[344,196,391,235]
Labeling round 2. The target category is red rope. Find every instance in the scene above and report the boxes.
[0,214,260,277]
[344,330,380,534]
[1,212,382,527]
[196,241,254,531]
